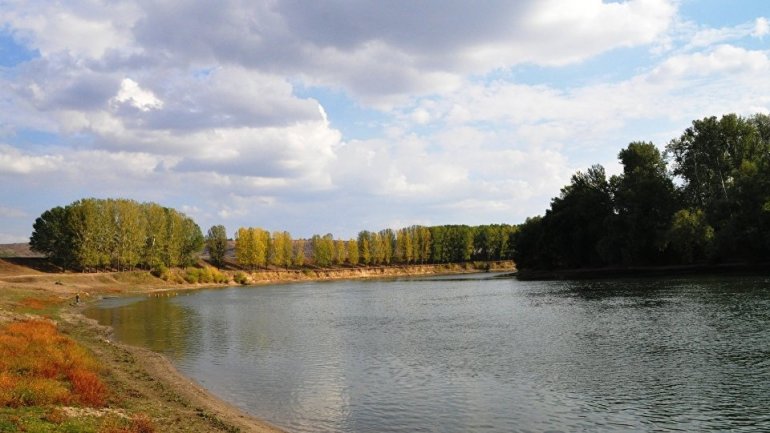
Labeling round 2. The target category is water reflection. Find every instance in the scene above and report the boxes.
[85,293,201,361]
[87,276,770,432]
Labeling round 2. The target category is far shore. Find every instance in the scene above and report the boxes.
[0,257,514,432]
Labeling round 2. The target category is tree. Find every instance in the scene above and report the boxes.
[270,231,294,268]
[380,229,395,264]
[358,231,371,265]
[510,217,545,270]
[143,203,172,269]
[397,228,414,263]
[178,217,204,267]
[611,142,678,265]
[30,198,203,271]
[30,206,74,267]
[417,226,432,263]
[234,227,253,269]
[347,238,359,265]
[540,165,614,269]
[312,234,335,267]
[206,225,228,267]
[667,209,714,264]
[667,113,770,260]
[334,239,346,265]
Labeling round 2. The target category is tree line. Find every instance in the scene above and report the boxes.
[30,199,518,272]
[30,198,204,271]
[513,113,770,271]
[219,224,518,269]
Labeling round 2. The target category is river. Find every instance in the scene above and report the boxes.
[85,273,770,432]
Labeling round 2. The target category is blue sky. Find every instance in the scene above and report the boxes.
[1,0,769,242]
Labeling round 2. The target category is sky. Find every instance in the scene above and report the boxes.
[1,0,769,242]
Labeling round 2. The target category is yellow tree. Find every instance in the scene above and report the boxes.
[347,238,359,265]
[235,227,253,269]
[334,239,346,265]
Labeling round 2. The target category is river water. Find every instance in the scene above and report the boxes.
[86,274,770,432]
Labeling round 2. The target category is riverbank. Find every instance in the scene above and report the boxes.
[0,258,514,431]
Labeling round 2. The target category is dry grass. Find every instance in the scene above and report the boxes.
[0,319,108,407]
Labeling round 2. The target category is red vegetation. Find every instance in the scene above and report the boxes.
[0,320,108,407]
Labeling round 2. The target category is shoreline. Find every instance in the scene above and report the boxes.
[0,258,514,431]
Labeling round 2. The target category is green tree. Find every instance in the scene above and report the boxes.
[206,225,228,267]
[347,238,359,265]
[312,234,335,267]
[334,239,346,265]
[539,165,614,269]
[667,209,714,264]
[30,206,74,267]
[358,231,371,265]
[611,142,678,265]
[143,203,169,269]
[270,231,294,268]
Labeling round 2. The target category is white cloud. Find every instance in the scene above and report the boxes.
[1,0,141,58]
[753,17,769,37]
[112,78,163,112]
[0,144,62,174]
[651,45,770,79]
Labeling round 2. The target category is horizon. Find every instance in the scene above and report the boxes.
[2,1,769,241]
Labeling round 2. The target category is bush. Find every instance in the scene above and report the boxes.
[209,267,228,284]
[199,266,213,283]
[234,272,249,285]
[183,267,201,284]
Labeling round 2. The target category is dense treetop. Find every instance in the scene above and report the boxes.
[513,113,770,271]
[30,198,203,271]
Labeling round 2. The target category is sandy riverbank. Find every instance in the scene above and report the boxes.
[0,258,514,431]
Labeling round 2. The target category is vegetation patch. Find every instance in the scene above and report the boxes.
[0,319,108,407]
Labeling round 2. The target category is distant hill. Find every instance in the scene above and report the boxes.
[0,243,42,258]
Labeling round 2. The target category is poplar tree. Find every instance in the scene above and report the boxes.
[347,238,359,265]
[334,239,346,265]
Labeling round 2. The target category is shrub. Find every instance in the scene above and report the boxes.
[184,267,201,284]
[234,272,249,285]
[199,266,213,283]
[208,267,228,284]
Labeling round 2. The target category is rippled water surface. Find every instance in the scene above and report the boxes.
[86,274,770,432]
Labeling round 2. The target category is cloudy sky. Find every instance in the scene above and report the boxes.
[1,0,769,242]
